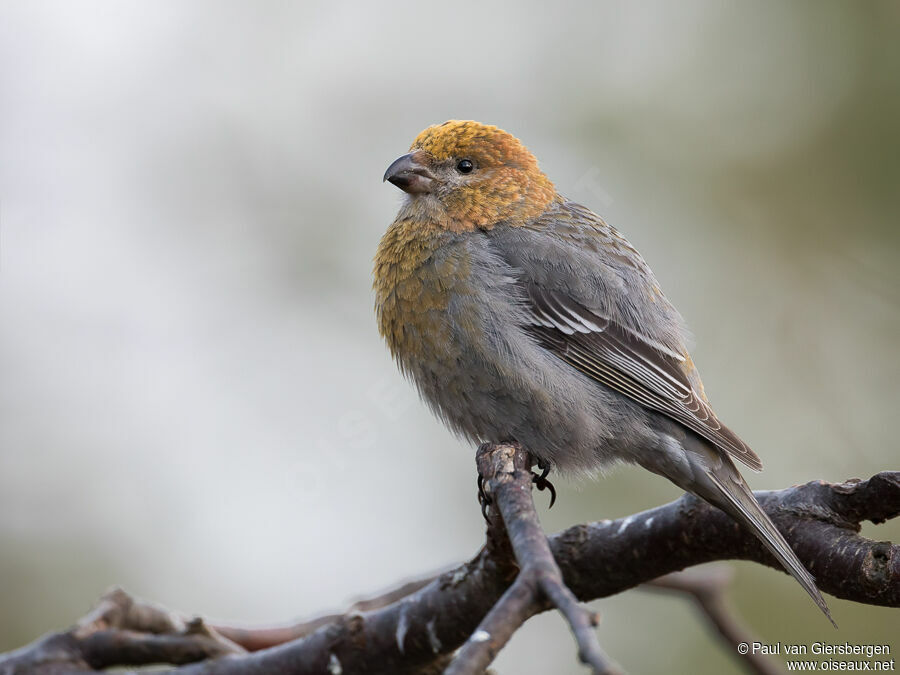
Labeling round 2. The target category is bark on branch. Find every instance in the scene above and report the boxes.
[1,454,896,675]
[446,443,621,674]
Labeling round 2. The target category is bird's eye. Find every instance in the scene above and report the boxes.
[456,159,474,174]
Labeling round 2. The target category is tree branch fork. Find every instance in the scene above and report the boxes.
[1,445,897,674]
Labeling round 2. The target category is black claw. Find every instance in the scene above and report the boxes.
[531,460,557,509]
[536,458,551,481]
[477,473,492,522]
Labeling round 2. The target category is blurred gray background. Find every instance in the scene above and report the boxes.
[1,1,898,673]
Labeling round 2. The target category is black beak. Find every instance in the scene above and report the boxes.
[383,152,435,194]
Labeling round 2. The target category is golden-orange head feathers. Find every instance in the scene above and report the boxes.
[412,121,538,170]
[384,121,556,231]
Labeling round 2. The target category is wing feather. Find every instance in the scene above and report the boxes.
[523,283,762,471]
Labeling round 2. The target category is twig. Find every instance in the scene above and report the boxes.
[644,567,783,675]
[0,587,242,675]
[446,443,622,675]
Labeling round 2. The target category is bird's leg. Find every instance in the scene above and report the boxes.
[530,457,557,509]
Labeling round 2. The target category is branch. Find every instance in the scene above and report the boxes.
[644,567,783,675]
[213,575,440,652]
[446,443,621,675]
[2,468,896,674]
[0,587,242,675]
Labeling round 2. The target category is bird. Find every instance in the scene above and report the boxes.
[374,120,832,623]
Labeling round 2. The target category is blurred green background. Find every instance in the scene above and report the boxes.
[0,1,897,673]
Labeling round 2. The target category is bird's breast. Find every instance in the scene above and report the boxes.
[374,218,551,446]
[373,218,475,371]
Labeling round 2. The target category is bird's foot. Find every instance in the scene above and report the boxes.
[531,457,557,509]
[477,473,493,521]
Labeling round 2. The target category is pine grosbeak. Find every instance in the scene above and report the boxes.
[375,120,831,622]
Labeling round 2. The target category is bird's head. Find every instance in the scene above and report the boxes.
[383,121,556,230]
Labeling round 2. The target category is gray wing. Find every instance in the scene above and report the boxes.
[522,281,762,471]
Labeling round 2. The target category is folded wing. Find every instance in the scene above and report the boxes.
[522,282,762,471]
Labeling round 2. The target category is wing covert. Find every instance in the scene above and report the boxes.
[522,282,762,471]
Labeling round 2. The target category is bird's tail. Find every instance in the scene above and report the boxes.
[700,461,835,626]
[644,434,835,626]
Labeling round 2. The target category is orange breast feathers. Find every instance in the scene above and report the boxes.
[373,218,470,364]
